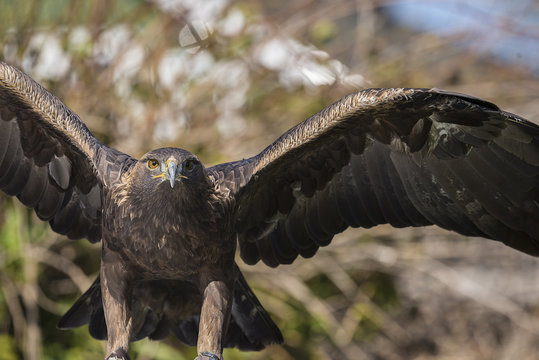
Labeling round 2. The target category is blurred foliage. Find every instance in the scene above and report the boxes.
[1,0,539,359]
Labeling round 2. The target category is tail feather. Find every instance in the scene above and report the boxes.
[89,306,107,340]
[171,316,199,346]
[57,269,283,351]
[132,310,161,341]
[148,316,171,341]
[57,276,108,340]
[228,270,283,349]
[57,277,99,329]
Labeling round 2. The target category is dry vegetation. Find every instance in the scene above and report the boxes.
[0,0,538,359]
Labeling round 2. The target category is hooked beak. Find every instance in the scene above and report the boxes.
[153,158,188,188]
[166,160,178,188]
[165,159,188,188]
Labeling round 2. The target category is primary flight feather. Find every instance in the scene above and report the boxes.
[1,62,538,360]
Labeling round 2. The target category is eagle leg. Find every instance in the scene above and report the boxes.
[101,250,133,360]
[196,280,232,360]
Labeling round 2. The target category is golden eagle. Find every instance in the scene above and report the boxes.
[1,62,538,360]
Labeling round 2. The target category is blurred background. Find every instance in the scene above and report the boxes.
[1,0,538,359]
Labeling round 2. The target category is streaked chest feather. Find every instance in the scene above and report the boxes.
[103,180,233,278]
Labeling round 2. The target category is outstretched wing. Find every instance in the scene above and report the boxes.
[0,62,133,243]
[209,88,539,267]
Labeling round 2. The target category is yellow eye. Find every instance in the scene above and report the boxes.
[184,160,194,171]
[147,159,159,169]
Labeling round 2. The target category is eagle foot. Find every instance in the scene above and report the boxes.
[105,348,130,360]
[195,351,221,360]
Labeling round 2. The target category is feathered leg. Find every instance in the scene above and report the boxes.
[101,249,133,360]
[195,280,232,360]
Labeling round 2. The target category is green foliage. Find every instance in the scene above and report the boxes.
[0,200,23,266]
[0,334,18,360]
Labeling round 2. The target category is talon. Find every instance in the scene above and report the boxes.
[195,352,221,360]
[105,348,130,360]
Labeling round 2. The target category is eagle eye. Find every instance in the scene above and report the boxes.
[147,159,159,169]
[184,159,194,171]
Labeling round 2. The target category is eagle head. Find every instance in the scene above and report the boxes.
[135,147,207,190]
